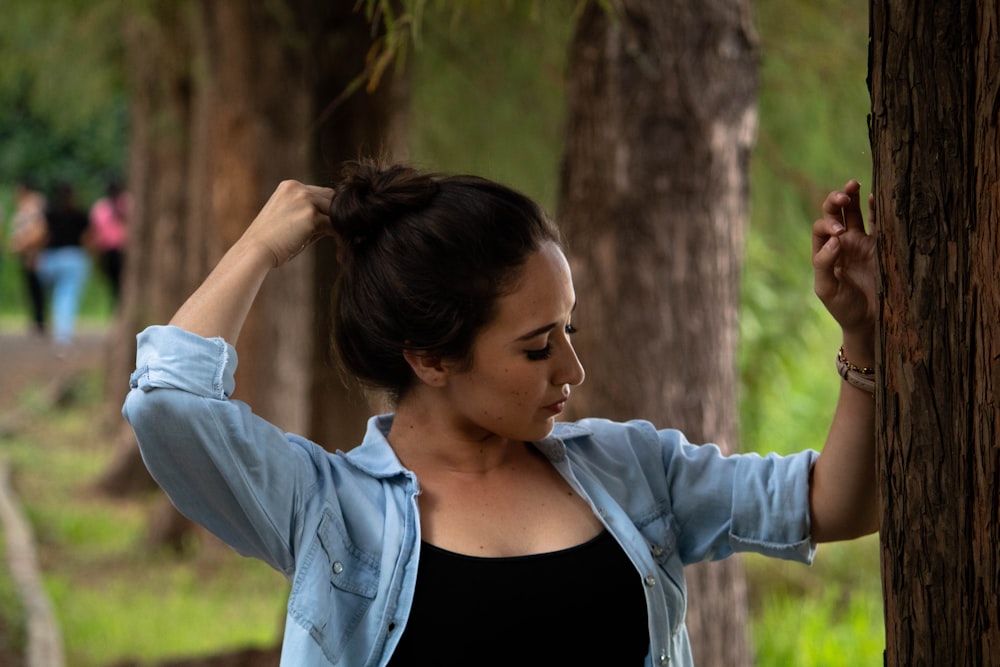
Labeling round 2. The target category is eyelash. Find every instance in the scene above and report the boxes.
[526,324,578,361]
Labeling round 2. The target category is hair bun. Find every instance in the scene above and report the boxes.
[330,160,438,250]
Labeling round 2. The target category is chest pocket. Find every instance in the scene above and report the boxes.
[288,509,380,664]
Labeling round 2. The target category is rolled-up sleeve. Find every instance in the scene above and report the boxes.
[122,325,321,576]
[128,325,236,399]
[729,450,817,563]
[650,423,817,565]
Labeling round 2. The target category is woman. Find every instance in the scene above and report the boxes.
[123,161,876,666]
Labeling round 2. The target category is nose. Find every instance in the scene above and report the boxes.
[556,340,586,387]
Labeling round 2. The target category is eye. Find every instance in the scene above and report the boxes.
[525,344,553,361]
[526,324,577,361]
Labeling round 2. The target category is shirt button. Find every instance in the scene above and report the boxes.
[332,561,344,574]
[659,650,670,664]
[651,544,664,557]
[645,575,656,587]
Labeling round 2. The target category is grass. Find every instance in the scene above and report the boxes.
[746,537,884,666]
[0,369,289,666]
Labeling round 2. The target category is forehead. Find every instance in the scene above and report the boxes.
[490,242,575,333]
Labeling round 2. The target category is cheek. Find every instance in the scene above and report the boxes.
[499,369,541,403]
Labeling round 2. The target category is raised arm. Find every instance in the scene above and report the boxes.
[808,179,878,542]
[170,180,335,343]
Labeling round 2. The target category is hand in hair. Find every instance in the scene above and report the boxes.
[243,180,337,268]
[168,180,334,342]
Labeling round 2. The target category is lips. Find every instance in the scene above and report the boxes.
[543,392,570,414]
[544,400,566,414]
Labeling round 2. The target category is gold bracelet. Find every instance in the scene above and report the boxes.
[836,346,875,394]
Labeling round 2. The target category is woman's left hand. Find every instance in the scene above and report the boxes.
[812,180,876,339]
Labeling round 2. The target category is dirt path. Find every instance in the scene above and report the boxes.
[0,328,107,413]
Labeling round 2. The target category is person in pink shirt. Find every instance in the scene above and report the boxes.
[88,178,129,305]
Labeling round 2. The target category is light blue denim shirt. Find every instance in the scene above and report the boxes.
[123,325,817,667]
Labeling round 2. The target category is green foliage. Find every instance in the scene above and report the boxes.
[0,0,128,201]
[746,538,884,666]
[407,1,575,211]
[742,5,881,656]
[741,0,873,454]
[753,585,884,665]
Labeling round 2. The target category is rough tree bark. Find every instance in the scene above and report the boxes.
[558,1,758,664]
[870,1,1000,664]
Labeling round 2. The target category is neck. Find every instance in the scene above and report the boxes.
[388,396,521,475]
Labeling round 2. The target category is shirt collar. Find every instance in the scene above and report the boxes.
[342,415,594,475]
[341,414,411,479]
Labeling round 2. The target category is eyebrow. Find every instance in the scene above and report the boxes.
[513,302,577,342]
[515,323,558,342]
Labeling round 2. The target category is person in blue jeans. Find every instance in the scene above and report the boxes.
[124,161,877,666]
[37,182,92,349]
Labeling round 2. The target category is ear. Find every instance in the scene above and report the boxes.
[402,349,451,388]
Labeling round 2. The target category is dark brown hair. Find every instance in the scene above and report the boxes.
[328,160,560,401]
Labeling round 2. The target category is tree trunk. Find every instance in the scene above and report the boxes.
[870,1,1000,664]
[101,1,406,543]
[197,0,317,433]
[558,1,757,665]
[303,2,410,448]
[97,0,201,497]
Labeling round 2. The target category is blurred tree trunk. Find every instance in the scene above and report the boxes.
[99,0,405,542]
[558,1,757,665]
[97,1,202,498]
[304,3,410,446]
[870,1,1000,664]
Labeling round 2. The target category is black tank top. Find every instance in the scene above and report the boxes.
[387,530,649,665]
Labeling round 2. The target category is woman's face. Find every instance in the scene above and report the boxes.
[441,241,586,443]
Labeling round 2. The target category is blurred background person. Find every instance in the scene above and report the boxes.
[9,179,49,335]
[88,177,129,307]
[37,182,91,351]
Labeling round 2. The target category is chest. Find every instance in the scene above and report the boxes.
[413,456,605,557]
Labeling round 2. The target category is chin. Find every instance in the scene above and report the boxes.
[526,421,557,442]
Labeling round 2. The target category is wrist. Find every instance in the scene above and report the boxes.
[840,331,875,369]
[231,235,281,271]
[836,341,875,396]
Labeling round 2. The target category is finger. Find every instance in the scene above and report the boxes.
[840,180,867,234]
[812,213,844,258]
[304,185,335,209]
[820,179,857,214]
[812,232,841,302]
[304,184,334,197]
